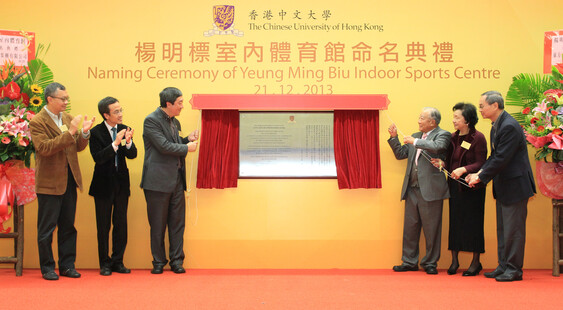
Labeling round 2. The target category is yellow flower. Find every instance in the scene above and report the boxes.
[30,96,43,107]
[31,84,43,94]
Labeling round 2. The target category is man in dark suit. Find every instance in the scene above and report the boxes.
[29,82,95,280]
[467,91,536,282]
[388,107,451,274]
[140,87,198,274]
[88,97,137,276]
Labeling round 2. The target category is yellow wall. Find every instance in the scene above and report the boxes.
[1,0,561,269]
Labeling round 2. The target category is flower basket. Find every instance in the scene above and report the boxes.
[507,63,563,199]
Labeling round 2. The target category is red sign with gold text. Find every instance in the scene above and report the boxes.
[544,30,563,74]
[0,30,35,68]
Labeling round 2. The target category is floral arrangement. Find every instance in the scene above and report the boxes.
[507,63,563,161]
[0,106,36,166]
[0,43,53,167]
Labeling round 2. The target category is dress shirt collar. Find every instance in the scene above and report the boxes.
[491,110,505,132]
[423,128,436,136]
[104,120,117,135]
[44,106,63,126]
[158,107,174,122]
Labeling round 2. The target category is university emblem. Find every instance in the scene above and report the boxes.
[214,5,235,31]
[204,5,243,37]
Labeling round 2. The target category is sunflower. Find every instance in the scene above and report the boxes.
[31,84,43,94]
[30,96,43,107]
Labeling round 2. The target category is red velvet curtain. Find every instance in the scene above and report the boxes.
[333,110,382,189]
[196,110,239,189]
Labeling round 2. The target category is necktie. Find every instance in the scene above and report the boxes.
[111,127,118,169]
[415,133,428,166]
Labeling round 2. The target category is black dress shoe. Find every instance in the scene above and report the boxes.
[392,264,419,272]
[424,267,438,275]
[462,263,482,277]
[171,265,186,274]
[495,273,523,282]
[60,268,81,278]
[100,267,112,276]
[112,264,131,274]
[151,265,164,274]
[484,267,505,278]
[447,263,459,275]
[42,271,59,281]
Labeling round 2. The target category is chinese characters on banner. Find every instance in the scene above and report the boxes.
[134,41,454,64]
[0,30,35,67]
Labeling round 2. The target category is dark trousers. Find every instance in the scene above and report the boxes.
[93,176,129,268]
[495,198,528,275]
[144,173,186,268]
[401,187,443,269]
[36,170,77,274]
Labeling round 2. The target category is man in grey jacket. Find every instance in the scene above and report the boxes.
[140,87,198,274]
[387,107,450,274]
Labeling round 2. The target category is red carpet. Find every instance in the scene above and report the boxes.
[2,269,562,309]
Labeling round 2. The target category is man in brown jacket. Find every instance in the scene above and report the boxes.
[29,82,95,280]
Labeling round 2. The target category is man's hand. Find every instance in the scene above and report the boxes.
[388,124,398,138]
[430,158,443,169]
[125,127,134,144]
[69,115,82,135]
[465,173,481,187]
[187,141,198,152]
[114,129,126,146]
[188,129,199,142]
[82,115,95,132]
[403,136,415,145]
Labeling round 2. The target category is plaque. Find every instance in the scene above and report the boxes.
[239,112,336,178]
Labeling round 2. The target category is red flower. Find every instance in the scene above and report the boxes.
[531,117,539,124]
[537,125,545,132]
[554,128,563,136]
[526,133,552,148]
[19,93,29,106]
[522,107,531,114]
[544,89,563,103]
[18,137,29,147]
[25,111,35,121]
[2,81,21,100]
[1,137,10,144]
[552,109,559,116]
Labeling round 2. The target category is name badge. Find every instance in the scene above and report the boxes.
[59,124,68,132]
[461,141,471,150]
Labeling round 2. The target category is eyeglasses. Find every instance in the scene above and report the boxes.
[51,96,70,103]
[111,109,124,115]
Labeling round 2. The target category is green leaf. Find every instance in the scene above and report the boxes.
[27,59,54,89]
[506,73,559,125]
[24,148,32,168]
[552,66,563,82]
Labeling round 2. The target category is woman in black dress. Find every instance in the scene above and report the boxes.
[432,103,487,276]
